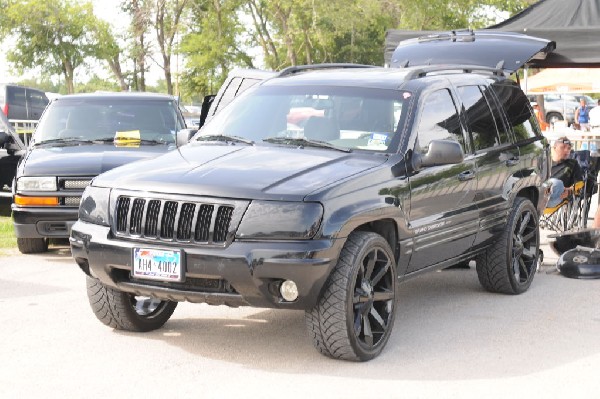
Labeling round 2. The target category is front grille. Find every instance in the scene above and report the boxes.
[115,195,239,245]
[63,179,92,190]
[63,197,81,206]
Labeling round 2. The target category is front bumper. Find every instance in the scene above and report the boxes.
[12,205,78,238]
[70,220,340,310]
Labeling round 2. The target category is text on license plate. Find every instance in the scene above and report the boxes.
[132,248,183,282]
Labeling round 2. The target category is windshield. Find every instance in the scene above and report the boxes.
[197,85,411,152]
[34,98,185,145]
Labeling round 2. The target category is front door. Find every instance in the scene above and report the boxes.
[407,88,478,272]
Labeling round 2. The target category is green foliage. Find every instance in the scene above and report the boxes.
[1,0,532,97]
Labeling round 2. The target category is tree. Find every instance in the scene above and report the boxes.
[0,0,106,94]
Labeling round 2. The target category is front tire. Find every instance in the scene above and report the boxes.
[476,197,538,294]
[17,237,48,254]
[86,276,177,332]
[306,231,397,361]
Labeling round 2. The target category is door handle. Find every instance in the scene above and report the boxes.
[458,170,475,181]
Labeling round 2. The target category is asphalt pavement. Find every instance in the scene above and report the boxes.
[1,199,599,398]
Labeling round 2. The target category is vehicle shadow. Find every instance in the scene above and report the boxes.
[118,268,600,381]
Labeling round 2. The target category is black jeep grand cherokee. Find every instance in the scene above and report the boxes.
[71,32,553,361]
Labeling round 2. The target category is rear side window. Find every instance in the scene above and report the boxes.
[7,87,26,107]
[492,83,540,141]
[457,85,500,151]
[27,90,49,108]
[415,89,464,154]
[481,86,511,146]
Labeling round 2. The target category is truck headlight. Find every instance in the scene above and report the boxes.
[16,176,57,191]
[79,186,111,226]
[236,201,323,240]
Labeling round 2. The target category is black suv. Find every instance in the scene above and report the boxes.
[12,92,188,253]
[70,32,552,361]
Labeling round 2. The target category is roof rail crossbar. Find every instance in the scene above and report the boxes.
[417,29,475,43]
[277,63,376,77]
[404,64,505,80]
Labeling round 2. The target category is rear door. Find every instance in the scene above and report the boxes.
[455,84,521,246]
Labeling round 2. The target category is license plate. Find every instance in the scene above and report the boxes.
[132,248,183,282]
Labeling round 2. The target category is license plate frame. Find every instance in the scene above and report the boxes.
[132,247,184,282]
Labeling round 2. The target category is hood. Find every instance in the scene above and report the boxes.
[390,30,555,74]
[20,143,174,176]
[94,143,387,201]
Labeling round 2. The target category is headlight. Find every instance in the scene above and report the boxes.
[79,186,111,226]
[236,201,323,240]
[16,176,57,191]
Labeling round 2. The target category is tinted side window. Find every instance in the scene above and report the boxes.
[492,84,540,141]
[7,87,26,107]
[457,85,500,151]
[481,86,511,145]
[237,78,261,95]
[27,90,49,108]
[415,89,463,154]
[214,77,242,114]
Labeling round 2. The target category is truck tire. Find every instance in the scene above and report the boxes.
[546,112,563,124]
[86,276,177,332]
[17,237,48,254]
[306,231,397,361]
[476,197,538,294]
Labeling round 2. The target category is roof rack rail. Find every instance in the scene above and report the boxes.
[277,63,376,77]
[404,64,505,80]
[417,29,475,43]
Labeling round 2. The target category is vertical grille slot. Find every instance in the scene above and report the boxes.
[195,204,214,242]
[160,201,178,239]
[177,203,196,240]
[116,197,130,232]
[214,206,233,243]
[129,198,146,235]
[144,200,161,237]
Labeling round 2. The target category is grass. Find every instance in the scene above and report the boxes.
[0,198,17,254]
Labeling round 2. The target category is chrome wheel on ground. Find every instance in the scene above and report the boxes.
[86,276,177,332]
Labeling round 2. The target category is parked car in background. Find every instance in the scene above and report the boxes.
[529,93,596,125]
[0,109,25,194]
[70,30,551,361]
[12,92,191,254]
[0,83,49,121]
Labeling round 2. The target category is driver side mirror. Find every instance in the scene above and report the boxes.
[411,139,464,171]
[176,128,198,147]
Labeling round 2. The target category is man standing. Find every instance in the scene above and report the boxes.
[546,137,583,209]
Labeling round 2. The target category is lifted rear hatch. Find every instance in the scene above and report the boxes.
[390,30,555,74]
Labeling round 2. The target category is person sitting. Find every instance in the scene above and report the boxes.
[545,137,583,209]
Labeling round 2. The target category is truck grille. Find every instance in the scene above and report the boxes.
[114,195,238,245]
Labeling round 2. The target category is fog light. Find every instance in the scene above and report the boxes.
[280,280,298,302]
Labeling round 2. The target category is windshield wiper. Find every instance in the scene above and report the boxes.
[33,138,95,146]
[262,137,351,153]
[195,134,254,145]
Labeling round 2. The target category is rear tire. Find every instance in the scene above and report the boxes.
[86,276,177,332]
[306,231,397,361]
[476,197,538,294]
[17,237,48,254]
